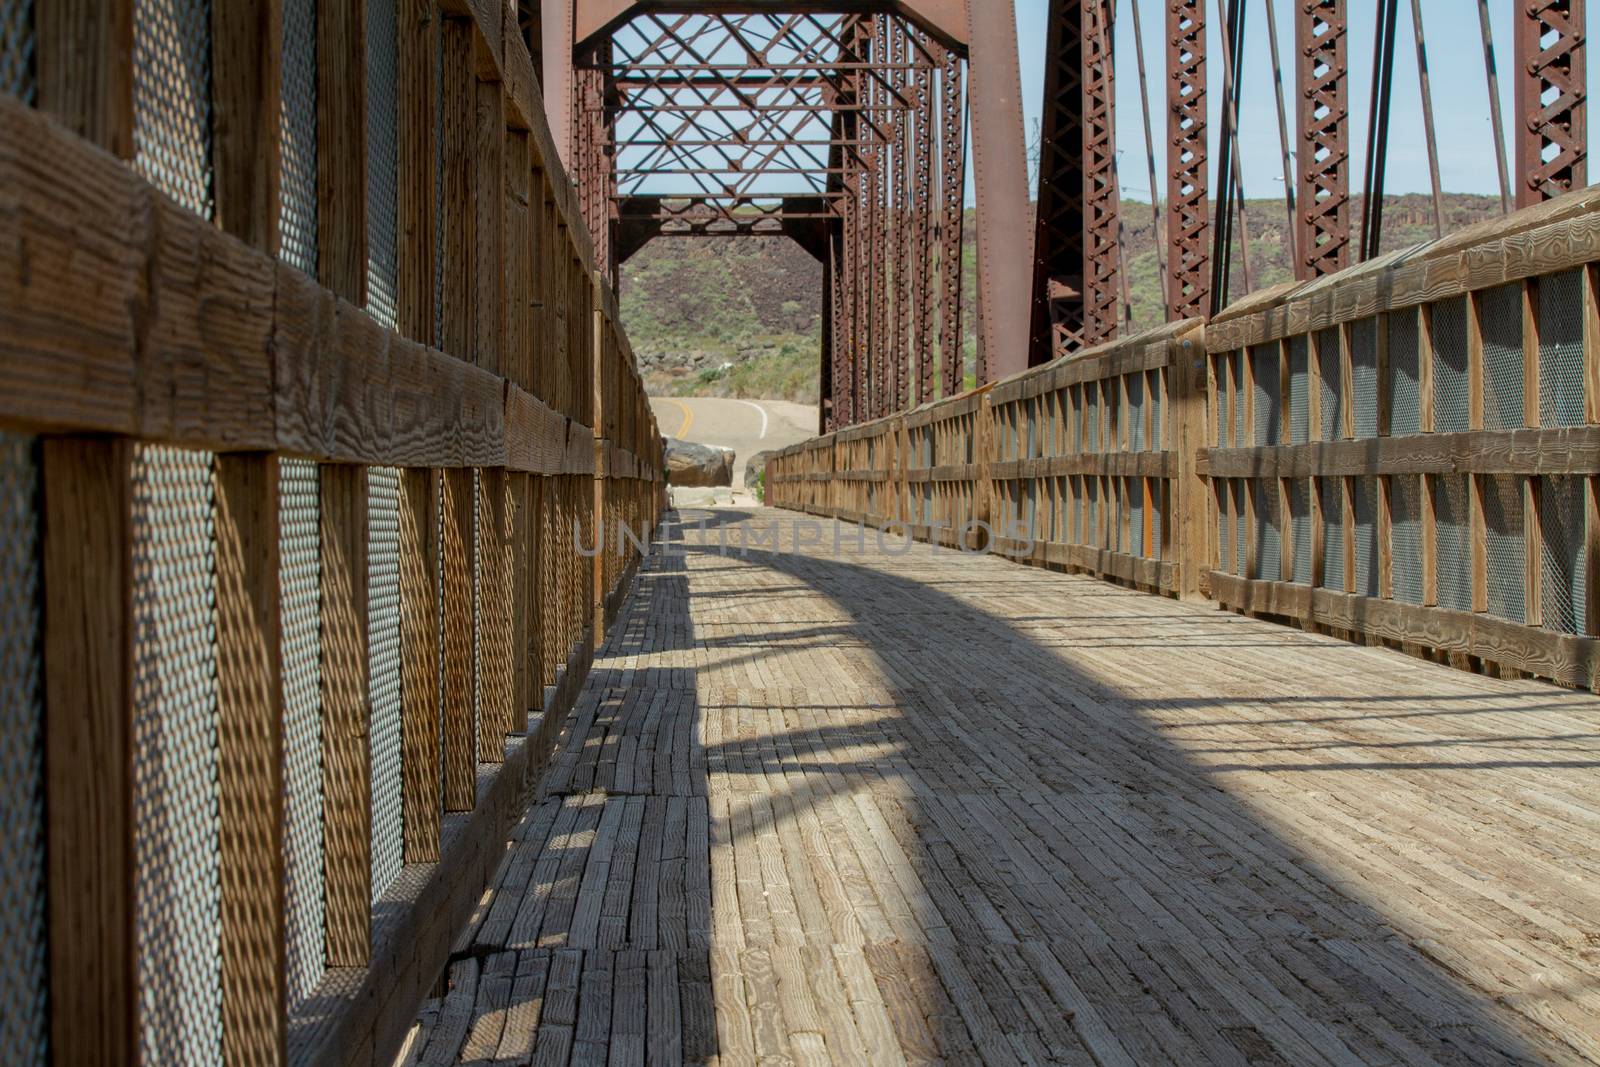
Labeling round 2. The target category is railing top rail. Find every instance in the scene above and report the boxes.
[990,319,1203,405]
[1208,185,1600,352]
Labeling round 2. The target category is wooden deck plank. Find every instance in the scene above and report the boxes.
[405,509,1600,1067]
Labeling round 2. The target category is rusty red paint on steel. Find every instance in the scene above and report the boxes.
[1515,0,1588,206]
[938,46,966,400]
[1081,0,1119,346]
[1165,0,1209,319]
[1295,0,1349,279]
[1028,0,1085,365]
[912,31,937,407]
[966,0,1032,384]
[561,6,970,427]
[892,21,913,413]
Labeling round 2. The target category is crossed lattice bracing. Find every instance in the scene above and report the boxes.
[573,9,964,430]
[1295,0,1349,280]
[1516,0,1588,207]
[1165,0,1209,320]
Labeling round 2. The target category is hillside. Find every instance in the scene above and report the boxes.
[623,193,1504,403]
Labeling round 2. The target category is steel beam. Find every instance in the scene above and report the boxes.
[967,0,1033,384]
[911,31,936,407]
[937,46,965,399]
[572,1,971,52]
[1295,0,1348,278]
[542,0,575,165]
[1516,0,1588,206]
[1165,0,1208,319]
[1081,0,1118,346]
[1029,0,1085,365]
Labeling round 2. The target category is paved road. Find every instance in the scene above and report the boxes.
[649,396,819,488]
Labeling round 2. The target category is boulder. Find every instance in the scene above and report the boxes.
[666,439,734,487]
[744,449,775,492]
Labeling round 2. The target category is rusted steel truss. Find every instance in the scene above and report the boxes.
[1029,0,1086,364]
[1165,0,1208,319]
[1081,0,1119,347]
[937,46,965,401]
[1516,0,1588,207]
[568,9,963,430]
[1295,0,1349,279]
[1031,0,1121,365]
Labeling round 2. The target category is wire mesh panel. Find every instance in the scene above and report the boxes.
[1230,351,1245,447]
[1388,310,1421,436]
[1436,475,1473,613]
[1214,357,1230,447]
[1482,474,1526,623]
[278,459,324,1007]
[1125,477,1143,557]
[1321,477,1345,591]
[1024,479,1037,542]
[1287,336,1309,444]
[366,0,399,329]
[1,0,33,102]
[1432,297,1471,433]
[1253,479,1281,581]
[1149,371,1164,452]
[1541,475,1589,635]
[1067,476,1082,544]
[1214,482,1230,572]
[1127,374,1145,452]
[1350,318,1378,438]
[131,444,222,1066]
[1106,480,1122,554]
[133,0,214,218]
[1539,269,1586,428]
[1232,480,1247,576]
[279,0,318,276]
[367,468,402,901]
[1352,477,1379,597]
[1288,479,1311,585]
[0,434,45,1066]
[1251,345,1280,446]
[1390,475,1424,605]
[1151,479,1164,559]
[1316,328,1342,440]
[1481,284,1526,431]
[1105,383,1121,451]
[1084,383,1099,451]
[1085,477,1099,547]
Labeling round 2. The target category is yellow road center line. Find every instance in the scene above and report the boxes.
[663,398,694,439]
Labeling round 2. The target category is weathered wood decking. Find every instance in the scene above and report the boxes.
[400,508,1600,1066]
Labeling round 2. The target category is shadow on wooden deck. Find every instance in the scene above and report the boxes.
[401,508,1600,1066]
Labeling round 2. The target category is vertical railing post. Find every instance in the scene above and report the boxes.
[400,468,441,859]
[1172,323,1210,599]
[319,463,372,966]
[214,453,288,1065]
[593,274,608,639]
[34,14,139,1063]
[41,438,137,1066]
[975,390,996,549]
[441,467,476,810]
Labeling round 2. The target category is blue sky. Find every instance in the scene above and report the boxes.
[1011,0,1597,204]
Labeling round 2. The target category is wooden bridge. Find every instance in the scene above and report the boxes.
[2,2,1600,1066]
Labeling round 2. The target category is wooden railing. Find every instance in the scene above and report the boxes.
[1203,188,1600,687]
[771,189,1600,689]
[0,4,661,1066]
[768,320,1209,597]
